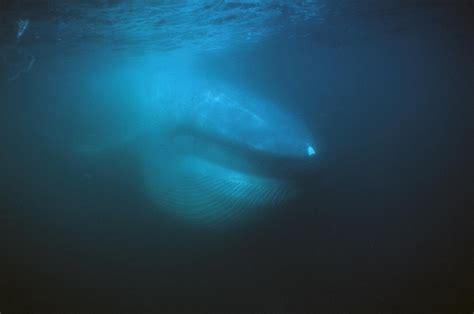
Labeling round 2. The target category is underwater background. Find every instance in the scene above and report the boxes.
[1,0,473,312]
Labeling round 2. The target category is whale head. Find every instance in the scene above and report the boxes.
[144,82,317,226]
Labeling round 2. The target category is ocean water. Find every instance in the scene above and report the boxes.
[1,1,472,312]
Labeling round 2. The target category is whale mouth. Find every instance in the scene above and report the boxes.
[144,126,316,226]
[168,126,318,181]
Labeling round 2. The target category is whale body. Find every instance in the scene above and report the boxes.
[77,70,317,226]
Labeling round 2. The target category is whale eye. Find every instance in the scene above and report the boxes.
[306,144,316,157]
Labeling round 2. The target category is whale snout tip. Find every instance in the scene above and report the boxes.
[306,143,316,157]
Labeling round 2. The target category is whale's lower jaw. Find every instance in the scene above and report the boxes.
[144,153,296,226]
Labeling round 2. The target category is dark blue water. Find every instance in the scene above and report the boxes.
[1,1,473,312]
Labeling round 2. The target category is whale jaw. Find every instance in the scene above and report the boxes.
[144,150,296,226]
